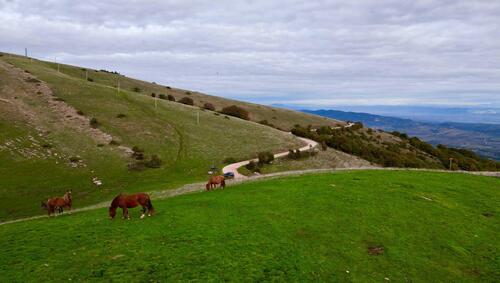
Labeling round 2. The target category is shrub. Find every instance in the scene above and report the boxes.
[179,97,194,105]
[185,91,191,95]
[133,87,141,93]
[132,146,144,160]
[76,110,85,116]
[42,143,52,148]
[89,117,99,128]
[159,94,166,100]
[203,102,215,111]
[245,160,260,173]
[151,93,156,97]
[220,105,250,120]
[167,94,175,101]
[87,78,94,82]
[109,140,120,146]
[53,97,65,102]
[145,155,162,168]
[116,113,126,118]
[258,151,274,165]
[165,86,172,89]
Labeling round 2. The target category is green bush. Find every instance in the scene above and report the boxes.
[258,151,274,165]
[132,146,144,160]
[179,97,194,105]
[167,94,175,101]
[89,117,99,128]
[220,105,250,120]
[159,94,167,100]
[116,113,126,118]
[203,103,215,111]
[145,155,162,168]
[133,87,141,93]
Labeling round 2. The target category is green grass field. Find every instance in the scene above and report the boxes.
[1,171,498,282]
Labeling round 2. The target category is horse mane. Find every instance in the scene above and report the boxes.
[110,194,122,208]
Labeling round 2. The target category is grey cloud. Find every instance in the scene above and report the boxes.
[0,0,499,107]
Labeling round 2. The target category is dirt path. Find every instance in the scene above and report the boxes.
[222,134,319,179]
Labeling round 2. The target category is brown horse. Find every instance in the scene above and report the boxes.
[109,193,154,219]
[41,191,72,216]
[206,175,225,191]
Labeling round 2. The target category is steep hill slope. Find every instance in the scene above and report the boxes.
[1,171,498,281]
[1,53,345,220]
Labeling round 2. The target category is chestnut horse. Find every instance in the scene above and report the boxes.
[206,175,225,191]
[41,191,72,216]
[109,193,154,219]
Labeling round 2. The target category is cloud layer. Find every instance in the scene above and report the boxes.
[1,0,499,107]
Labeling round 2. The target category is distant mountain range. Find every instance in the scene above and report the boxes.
[304,109,500,160]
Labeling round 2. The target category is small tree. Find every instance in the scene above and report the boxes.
[258,151,274,165]
[167,94,175,101]
[151,93,156,97]
[203,102,215,111]
[179,97,194,106]
[133,87,141,93]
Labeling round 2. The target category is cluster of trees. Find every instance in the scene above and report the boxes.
[392,132,499,171]
[292,124,499,171]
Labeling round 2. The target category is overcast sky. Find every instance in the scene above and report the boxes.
[1,0,499,108]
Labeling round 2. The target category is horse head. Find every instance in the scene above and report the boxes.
[109,206,117,219]
[41,201,47,209]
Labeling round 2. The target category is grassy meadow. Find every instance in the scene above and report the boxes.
[0,54,308,220]
[0,170,498,282]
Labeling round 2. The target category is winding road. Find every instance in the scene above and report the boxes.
[222,123,355,179]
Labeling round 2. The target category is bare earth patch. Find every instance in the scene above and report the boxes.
[368,246,385,256]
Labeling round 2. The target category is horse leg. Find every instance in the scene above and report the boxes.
[124,207,130,220]
[121,207,126,219]
[140,206,146,219]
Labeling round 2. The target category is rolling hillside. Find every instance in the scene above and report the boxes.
[1,171,498,281]
[305,109,500,160]
[0,52,346,220]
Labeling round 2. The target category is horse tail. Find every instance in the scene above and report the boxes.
[146,197,155,215]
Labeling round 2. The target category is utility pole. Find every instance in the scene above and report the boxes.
[117,80,120,95]
[25,48,27,57]
[449,158,453,170]
[197,111,200,125]
[154,96,158,109]
[85,70,88,81]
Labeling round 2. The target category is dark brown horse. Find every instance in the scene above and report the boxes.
[41,191,72,216]
[109,193,154,219]
[206,175,225,191]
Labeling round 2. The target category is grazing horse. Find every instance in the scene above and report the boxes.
[206,175,225,191]
[109,193,154,220]
[41,191,72,216]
